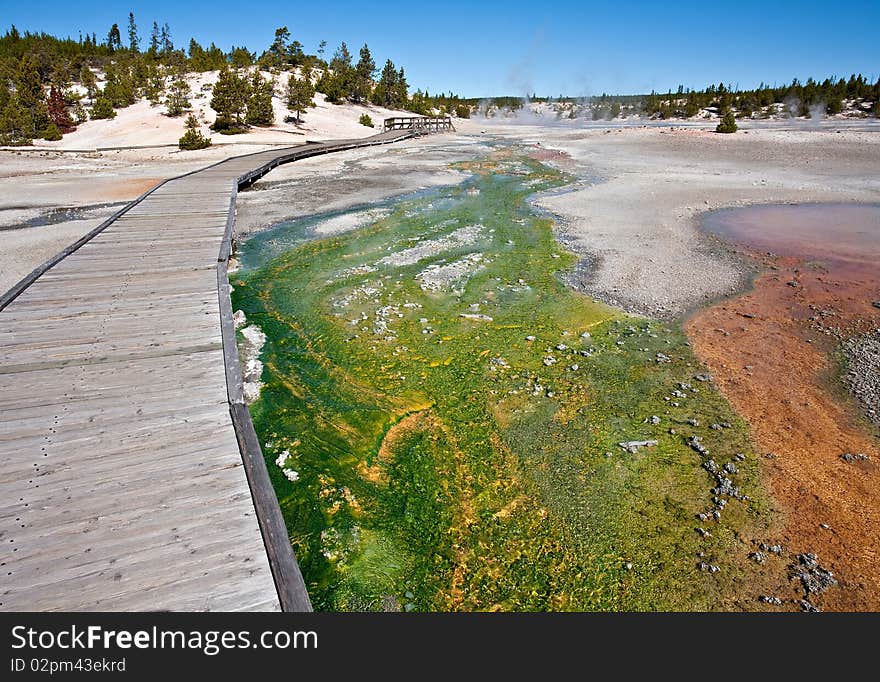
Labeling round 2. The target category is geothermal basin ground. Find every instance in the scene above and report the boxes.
[230,121,879,611]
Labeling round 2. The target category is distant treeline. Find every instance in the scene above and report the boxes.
[643,76,880,118]
[466,76,880,119]
[0,16,468,145]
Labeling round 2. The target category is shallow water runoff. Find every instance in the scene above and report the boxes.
[232,145,777,611]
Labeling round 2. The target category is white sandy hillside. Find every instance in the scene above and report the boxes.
[35,68,416,150]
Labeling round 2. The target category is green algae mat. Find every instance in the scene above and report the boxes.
[232,146,775,611]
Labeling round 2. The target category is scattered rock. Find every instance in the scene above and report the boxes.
[760,595,783,605]
[794,553,838,595]
[690,436,709,455]
[698,562,720,573]
[525,335,536,342]
[694,373,713,382]
[840,452,870,463]
[760,543,784,555]
[799,599,821,613]
[618,440,659,453]
[750,551,767,564]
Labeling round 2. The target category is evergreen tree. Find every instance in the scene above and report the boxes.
[716,109,737,133]
[394,67,408,106]
[286,72,314,122]
[145,64,165,104]
[0,97,33,145]
[14,54,49,138]
[353,44,375,103]
[0,75,9,110]
[127,12,139,53]
[165,72,190,116]
[267,26,290,68]
[178,113,211,149]
[320,42,354,102]
[370,59,396,106]
[79,64,97,99]
[246,70,275,126]
[161,23,172,55]
[150,22,160,56]
[229,46,255,68]
[210,66,249,131]
[42,121,62,140]
[47,84,74,131]
[317,40,327,62]
[90,94,116,119]
[102,62,135,107]
[107,23,122,52]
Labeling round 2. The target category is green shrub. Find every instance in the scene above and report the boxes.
[454,104,470,119]
[358,113,373,127]
[178,114,212,150]
[715,110,737,133]
[41,123,62,141]
[90,96,116,120]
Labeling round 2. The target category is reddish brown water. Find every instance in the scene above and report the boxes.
[688,203,880,611]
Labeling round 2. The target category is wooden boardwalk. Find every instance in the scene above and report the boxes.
[0,129,419,611]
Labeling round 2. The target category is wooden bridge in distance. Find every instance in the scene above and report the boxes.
[383,116,455,133]
[0,125,453,612]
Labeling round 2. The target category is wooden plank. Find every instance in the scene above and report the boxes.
[0,130,426,613]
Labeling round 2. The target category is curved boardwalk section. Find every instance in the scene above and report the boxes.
[0,130,416,611]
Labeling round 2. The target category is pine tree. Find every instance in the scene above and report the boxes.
[103,63,136,107]
[145,64,165,105]
[321,42,354,102]
[286,73,314,122]
[14,54,49,138]
[165,73,190,116]
[716,109,737,133]
[107,23,122,51]
[246,71,275,126]
[0,97,33,145]
[150,22,160,56]
[161,23,172,55]
[47,85,74,132]
[353,44,375,103]
[90,95,116,119]
[229,46,255,68]
[79,65,97,100]
[267,26,290,68]
[394,67,408,107]
[210,66,249,131]
[178,113,211,149]
[127,12,139,53]
[371,59,397,107]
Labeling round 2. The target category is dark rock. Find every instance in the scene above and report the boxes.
[760,595,782,605]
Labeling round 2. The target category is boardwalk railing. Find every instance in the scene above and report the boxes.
[383,116,455,134]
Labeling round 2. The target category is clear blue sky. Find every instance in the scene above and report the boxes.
[3,1,878,97]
